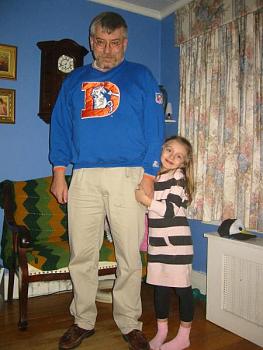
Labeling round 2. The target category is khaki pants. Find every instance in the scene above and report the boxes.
[68,167,146,334]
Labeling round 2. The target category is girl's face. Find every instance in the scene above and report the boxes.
[161,140,187,172]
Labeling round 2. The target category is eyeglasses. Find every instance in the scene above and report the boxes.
[93,38,123,49]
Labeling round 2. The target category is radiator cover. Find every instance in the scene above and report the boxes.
[204,233,263,347]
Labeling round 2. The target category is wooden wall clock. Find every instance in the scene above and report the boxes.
[37,39,88,123]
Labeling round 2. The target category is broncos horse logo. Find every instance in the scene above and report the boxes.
[81,82,120,118]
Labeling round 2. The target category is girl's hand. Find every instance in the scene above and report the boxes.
[140,175,154,199]
[135,185,152,207]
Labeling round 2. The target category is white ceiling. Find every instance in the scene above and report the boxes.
[88,0,191,20]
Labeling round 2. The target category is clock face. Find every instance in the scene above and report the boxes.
[57,54,74,73]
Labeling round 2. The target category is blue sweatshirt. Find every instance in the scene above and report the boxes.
[49,59,164,176]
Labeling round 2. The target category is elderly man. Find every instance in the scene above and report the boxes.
[49,11,164,350]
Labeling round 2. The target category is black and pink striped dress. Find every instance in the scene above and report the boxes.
[146,169,193,288]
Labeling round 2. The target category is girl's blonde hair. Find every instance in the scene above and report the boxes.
[159,135,195,203]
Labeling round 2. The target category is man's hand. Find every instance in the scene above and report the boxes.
[50,168,68,204]
[139,174,155,199]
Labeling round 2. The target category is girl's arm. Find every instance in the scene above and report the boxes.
[135,186,152,207]
[149,176,186,218]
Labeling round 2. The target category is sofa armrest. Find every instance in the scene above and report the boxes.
[6,222,32,249]
[17,226,32,248]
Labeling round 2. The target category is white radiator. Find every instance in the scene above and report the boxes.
[204,233,263,347]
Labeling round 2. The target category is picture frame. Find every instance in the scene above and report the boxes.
[0,44,17,80]
[0,88,15,124]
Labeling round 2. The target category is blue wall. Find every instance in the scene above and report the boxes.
[2,0,255,274]
[0,0,161,181]
[0,0,162,262]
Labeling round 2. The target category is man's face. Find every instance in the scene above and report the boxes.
[90,25,128,70]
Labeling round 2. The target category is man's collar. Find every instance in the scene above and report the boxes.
[92,59,125,72]
[92,60,108,72]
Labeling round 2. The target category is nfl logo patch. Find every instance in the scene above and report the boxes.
[155,92,163,104]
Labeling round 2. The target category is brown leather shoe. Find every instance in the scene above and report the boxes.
[123,329,150,350]
[59,324,95,349]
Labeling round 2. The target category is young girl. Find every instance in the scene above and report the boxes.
[135,135,194,350]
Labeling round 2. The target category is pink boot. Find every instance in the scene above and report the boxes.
[149,319,168,350]
[160,324,191,350]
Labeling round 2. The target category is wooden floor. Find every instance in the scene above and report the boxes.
[0,283,261,350]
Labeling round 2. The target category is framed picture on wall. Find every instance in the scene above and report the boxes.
[0,44,17,80]
[0,88,15,124]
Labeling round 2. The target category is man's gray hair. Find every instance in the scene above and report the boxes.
[90,12,128,38]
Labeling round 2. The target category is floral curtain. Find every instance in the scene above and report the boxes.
[175,0,262,46]
[177,3,263,231]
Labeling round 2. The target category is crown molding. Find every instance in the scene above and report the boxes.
[160,0,191,18]
[88,0,190,20]
[88,0,161,19]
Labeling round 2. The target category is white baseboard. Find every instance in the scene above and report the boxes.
[3,269,207,301]
[3,270,72,300]
[192,270,207,295]
[3,269,116,302]
[0,268,4,304]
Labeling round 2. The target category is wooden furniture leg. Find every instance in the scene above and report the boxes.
[18,274,29,330]
[7,269,14,301]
